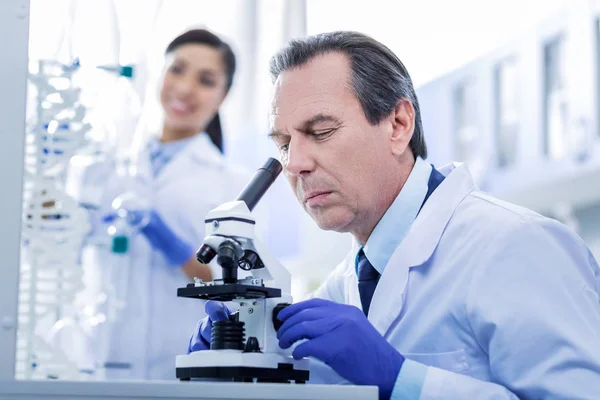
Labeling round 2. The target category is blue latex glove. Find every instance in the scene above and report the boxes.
[277,298,404,400]
[104,210,195,267]
[187,301,231,352]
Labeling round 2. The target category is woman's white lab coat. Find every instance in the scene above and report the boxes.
[311,162,600,399]
[68,133,251,380]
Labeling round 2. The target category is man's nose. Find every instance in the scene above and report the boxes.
[285,136,316,177]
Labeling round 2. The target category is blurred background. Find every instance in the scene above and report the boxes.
[14,0,600,381]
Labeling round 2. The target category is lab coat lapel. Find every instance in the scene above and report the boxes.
[368,163,476,336]
[131,145,153,194]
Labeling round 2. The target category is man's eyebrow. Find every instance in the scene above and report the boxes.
[268,114,341,139]
[267,130,288,140]
[300,114,341,131]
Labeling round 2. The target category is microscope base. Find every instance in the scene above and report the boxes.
[176,351,309,383]
[176,366,308,383]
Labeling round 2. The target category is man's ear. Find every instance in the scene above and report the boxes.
[389,99,415,156]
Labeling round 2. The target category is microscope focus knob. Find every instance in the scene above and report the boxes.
[272,303,291,332]
[243,336,262,353]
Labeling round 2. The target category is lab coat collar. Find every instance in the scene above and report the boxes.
[368,162,476,335]
[403,161,471,267]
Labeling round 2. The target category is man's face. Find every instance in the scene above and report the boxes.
[269,53,408,238]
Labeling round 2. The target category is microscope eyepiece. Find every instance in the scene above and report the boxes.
[235,158,283,211]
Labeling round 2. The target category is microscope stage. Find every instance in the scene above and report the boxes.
[177,283,281,301]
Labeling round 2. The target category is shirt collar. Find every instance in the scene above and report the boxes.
[356,156,432,274]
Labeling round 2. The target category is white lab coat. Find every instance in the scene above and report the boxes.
[312,162,600,399]
[68,133,252,380]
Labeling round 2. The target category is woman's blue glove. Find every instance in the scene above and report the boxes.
[277,298,404,400]
[104,209,195,267]
[187,301,231,352]
[140,210,195,266]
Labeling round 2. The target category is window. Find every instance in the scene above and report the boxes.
[454,80,478,162]
[543,35,568,160]
[494,57,519,168]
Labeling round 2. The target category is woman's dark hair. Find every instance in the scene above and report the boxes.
[165,29,236,153]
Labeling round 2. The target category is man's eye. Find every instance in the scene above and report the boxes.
[313,129,335,138]
[279,144,289,152]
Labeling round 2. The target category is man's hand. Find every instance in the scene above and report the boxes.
[188,301,231,353]
[277,298,404,400]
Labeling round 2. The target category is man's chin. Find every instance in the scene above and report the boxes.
[310,213,350,233]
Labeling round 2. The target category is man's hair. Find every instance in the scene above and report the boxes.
[269,31,427,159]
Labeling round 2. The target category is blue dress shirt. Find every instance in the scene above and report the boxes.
[352,156,433,400]
[147,135,197,178]
[355,156,432,274]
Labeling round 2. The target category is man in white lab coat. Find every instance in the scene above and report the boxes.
[190,31,600,399]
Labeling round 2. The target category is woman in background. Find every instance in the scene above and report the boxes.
[70,28,251,380]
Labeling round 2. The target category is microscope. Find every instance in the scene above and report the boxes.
[175,158,310,384]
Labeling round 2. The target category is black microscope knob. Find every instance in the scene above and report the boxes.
[272,303,291,332]
[243,336,262,353]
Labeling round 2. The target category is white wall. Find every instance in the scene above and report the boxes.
[416,0,600,212]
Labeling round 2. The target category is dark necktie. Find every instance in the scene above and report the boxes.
[357,249,380,316]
